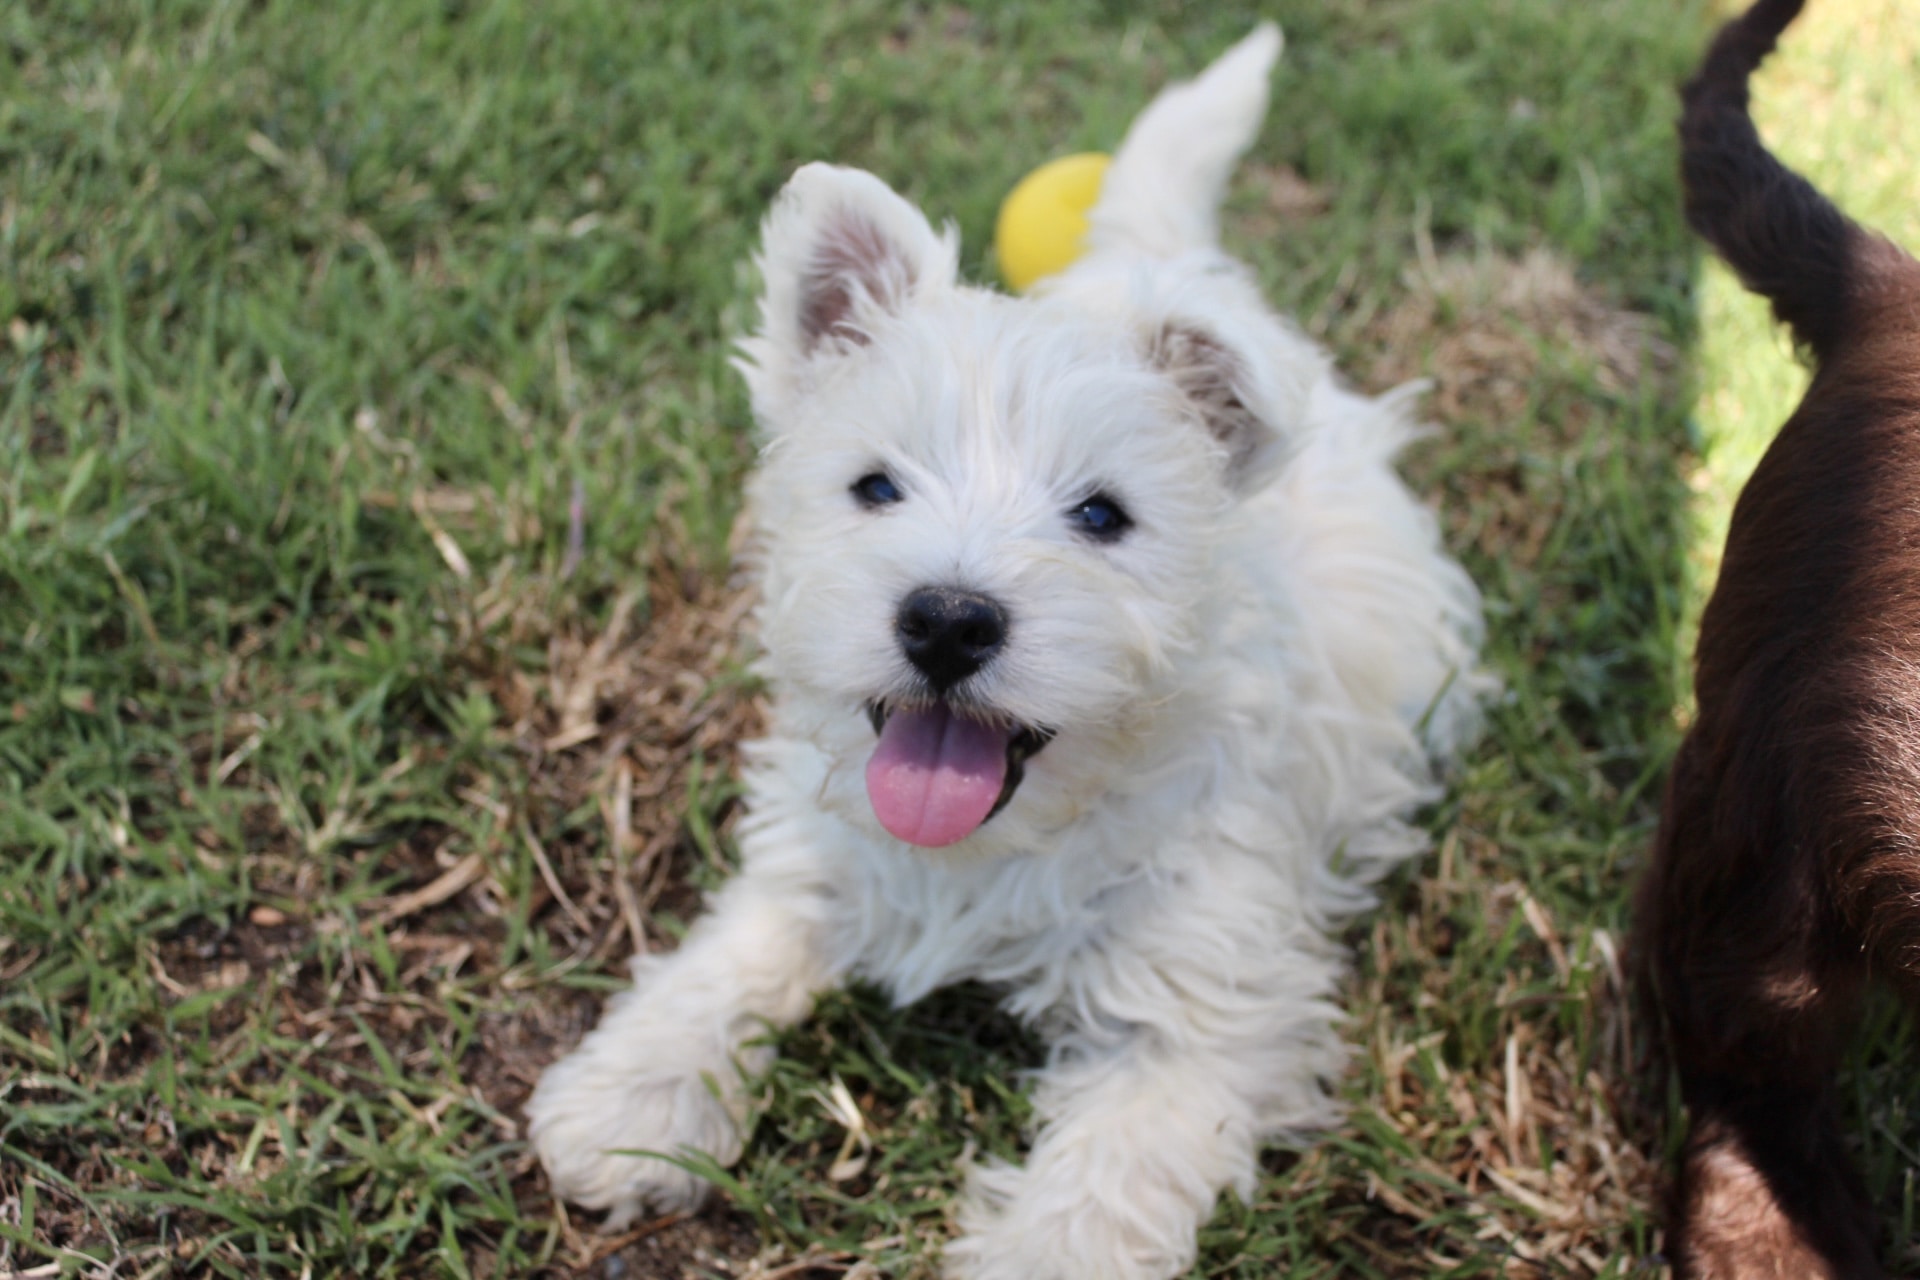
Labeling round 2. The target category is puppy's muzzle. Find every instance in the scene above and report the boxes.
[895,586,1007,692]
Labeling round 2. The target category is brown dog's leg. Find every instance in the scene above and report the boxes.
[1640,743,1884,1279]
[1674,1089,1881,1279]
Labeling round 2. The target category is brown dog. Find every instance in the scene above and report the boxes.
[1637,0,1920,1275]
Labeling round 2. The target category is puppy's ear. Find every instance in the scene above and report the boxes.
[739,164,957,406]
[1149,319,1286,493]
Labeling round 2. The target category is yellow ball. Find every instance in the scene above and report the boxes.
[993,152,1111,294]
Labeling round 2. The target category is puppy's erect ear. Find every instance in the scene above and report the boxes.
[738,163,958,411]
[1149,318,1287,494]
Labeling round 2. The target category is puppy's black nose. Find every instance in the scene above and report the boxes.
[896,587,1007,692]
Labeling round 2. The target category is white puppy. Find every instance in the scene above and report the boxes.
[530,24,1486,1280]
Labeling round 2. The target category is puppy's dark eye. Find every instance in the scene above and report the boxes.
[1067,493,1132,542]
[852,472,904,509]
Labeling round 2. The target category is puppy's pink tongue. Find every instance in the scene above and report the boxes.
[865,705,1010,847]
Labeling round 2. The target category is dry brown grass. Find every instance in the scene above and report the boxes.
[471,547,771,1273]
[1340,248,1678,1276]
[1368,247,1674,573]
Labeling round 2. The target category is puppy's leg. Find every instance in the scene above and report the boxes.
[1638,749,1882,1279]
[1647,929,1881,1278]
[945,854,1343,1280]
[1674,1097,1880,1280]
[528,860,843,1226]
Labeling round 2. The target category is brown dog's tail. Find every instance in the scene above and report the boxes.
[1679,0,1860,360]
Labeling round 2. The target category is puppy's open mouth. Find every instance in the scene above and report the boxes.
[862,701,1052,848]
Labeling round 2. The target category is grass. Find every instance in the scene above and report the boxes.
[3,0,1914,1275]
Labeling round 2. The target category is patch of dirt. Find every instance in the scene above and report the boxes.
[1234,163,1335,241]
[476,543,764,972]
[1369,248,1666,421]
[579,1211,771,1280]
[1361,247,1677,571]
[462,545,771,1275]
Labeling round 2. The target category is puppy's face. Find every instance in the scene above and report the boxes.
[736,165,1289,854]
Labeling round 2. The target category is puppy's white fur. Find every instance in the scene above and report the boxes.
[529,24,1487,1279]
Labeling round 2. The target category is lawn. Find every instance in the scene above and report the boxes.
[4,0,1917,1276]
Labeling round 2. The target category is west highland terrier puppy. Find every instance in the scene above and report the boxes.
[530,25,1486,1279]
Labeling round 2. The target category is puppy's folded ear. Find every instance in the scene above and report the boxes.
[738,164,958,412]
[1148,317,1287,494]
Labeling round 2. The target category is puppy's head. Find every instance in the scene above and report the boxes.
[735,164,1303,854]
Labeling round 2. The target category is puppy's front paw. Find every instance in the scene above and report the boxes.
[527,1046,744,1227]
[944,1157,1201,1280]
